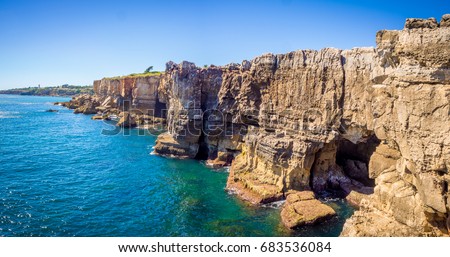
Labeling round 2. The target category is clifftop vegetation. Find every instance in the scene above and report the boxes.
[0,84,94,96]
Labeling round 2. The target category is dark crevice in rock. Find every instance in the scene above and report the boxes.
[154,98,167,118]
[310,135,379,201]
[337,135,380,164]
[121,99,131,111]
[309,150,322,192]
[443,180,449,216]
[240,111,260,127]
[194,131,209,160]
[339,55,346,111]
[447,215,450,233]
[336,135,380,187]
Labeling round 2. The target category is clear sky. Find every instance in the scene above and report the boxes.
[0,0,448,89]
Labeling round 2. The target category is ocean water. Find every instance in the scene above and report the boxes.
[0,94,353,237]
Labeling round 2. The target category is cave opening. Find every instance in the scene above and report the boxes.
[336,135,380,188]
[121,99,131,112]
[154,98,167,118]
[195,133,210,161]
[310,134,380,199]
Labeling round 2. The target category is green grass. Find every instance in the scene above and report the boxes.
[104,71,163,80]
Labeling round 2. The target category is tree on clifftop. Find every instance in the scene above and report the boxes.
[144,66,154,73]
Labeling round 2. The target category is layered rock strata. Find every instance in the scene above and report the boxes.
[64,15,450,236]
[154,16,450,236]
[93,74,162,114]
[59,73,166,129]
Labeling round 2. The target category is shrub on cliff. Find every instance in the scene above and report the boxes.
[144,66,154,73]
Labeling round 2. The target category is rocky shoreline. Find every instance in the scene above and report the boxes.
[59,15,450,236]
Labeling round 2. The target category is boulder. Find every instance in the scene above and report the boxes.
[440,14,450,27]
[116,112,137,128]
[206,159,227,168]
[206,151,233,168]
[280,191,336,229]
[91,115,105,120]
[73,104,96,114]
[404,18,439,29]
[64,94,101,114]
[345,190,371,208]
[153,133,198,158]
[95,106,107,112]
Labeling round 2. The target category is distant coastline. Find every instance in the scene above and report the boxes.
[0,85,93,97]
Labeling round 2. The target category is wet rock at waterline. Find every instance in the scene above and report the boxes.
[280,191,336,229]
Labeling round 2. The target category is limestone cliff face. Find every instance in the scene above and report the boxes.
[154,61,223,158]
[93,74,161,114]
[67,15,450,236]
[341,19,450,236]
[220,49,345,203]
[151,15,450,236]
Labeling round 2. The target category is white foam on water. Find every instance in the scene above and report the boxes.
[225,188,237,196]
[0,111,21,118]
[321,197,341,203]
[262,200,286,209]
[218,166,230,173]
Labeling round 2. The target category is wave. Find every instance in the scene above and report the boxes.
[262,200,286,209]
[321,197,343,203]
[0,111,21,119]
[220,166,230,173]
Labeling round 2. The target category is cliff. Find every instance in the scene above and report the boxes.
[60,73,166,126]
[66,15,450,236]
[93,72,164,115]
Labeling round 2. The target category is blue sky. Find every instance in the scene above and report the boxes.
[0,0,448,89]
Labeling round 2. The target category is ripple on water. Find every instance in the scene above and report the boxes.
[0,95,354,236]
[0,111,21,118]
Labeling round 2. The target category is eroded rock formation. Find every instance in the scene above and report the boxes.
[64,15,450,236]
[93,74,162,114]
[281,191,336,229]
[57,94,100,114]
[155,15,449,236]
[60,73,166,129]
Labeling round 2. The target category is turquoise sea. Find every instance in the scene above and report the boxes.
[0,94,353,236]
